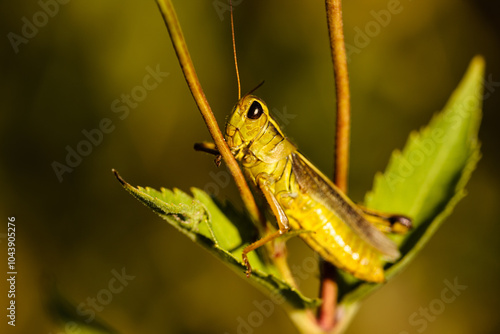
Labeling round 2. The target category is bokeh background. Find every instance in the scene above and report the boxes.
[1,1,500,333]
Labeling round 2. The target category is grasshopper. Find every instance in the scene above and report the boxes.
[196,2,411,283]
[217,95,411,282]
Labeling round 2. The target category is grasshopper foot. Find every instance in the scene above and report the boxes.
[242,254,252,278]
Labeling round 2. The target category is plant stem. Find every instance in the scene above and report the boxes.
[327,0,351,193]
[155,0,265,227]
[157,0,303,315]
[318,261,338,330]
[319,0,351,330]
[287,307,325,334]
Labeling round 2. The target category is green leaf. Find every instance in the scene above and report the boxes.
[112,170,320,309]
[337,56,484,306]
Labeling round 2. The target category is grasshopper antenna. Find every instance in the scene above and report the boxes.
[230,0,241,100]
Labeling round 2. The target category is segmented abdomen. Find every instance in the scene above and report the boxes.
[280,191,385,282]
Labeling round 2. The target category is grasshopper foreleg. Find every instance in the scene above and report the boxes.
[194,142,222,167]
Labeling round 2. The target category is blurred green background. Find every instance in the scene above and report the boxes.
[1,1,499,333]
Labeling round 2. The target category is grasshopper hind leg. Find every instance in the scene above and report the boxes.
[358,205,413,235]
[242,173,291,277]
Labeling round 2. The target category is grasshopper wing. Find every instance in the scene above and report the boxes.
[291,152,400,261]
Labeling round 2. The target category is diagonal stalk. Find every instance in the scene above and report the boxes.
[156,1,322,332]
[155,0,265,227]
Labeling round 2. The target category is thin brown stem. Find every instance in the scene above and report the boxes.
[319,0,351,330]
[318,260,338,330]
[156,0,265,226]
[327,0,351,192]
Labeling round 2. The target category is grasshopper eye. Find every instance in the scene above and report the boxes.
[247,101,264,120]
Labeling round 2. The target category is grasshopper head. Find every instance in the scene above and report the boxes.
[225,95,270,158]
